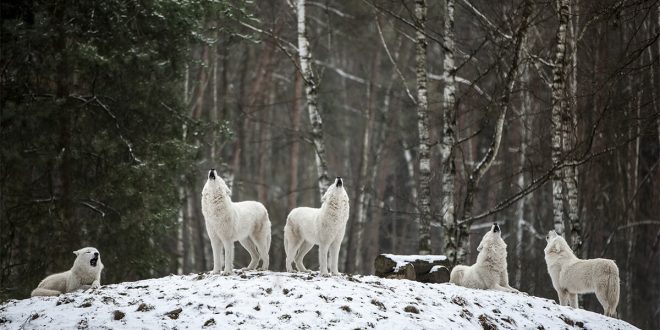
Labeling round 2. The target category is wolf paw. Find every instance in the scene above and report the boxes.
[220,270,233,276]
[320,272,331,277]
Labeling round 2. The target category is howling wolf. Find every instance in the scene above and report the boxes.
[201,169,271,275]
[31,247,103,297]
[284,177,350,276]
[450,223,519,293]
[544,230,619,317]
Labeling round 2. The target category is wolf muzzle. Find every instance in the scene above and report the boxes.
[336,177,343,187]
[493,223,500,233]
[209,169,216,180]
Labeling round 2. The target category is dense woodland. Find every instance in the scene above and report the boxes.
[1,0,658,328]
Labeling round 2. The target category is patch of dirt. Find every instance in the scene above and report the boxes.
[278,314,291,322]
[478,314,497,330]
[253,304,261,311]
[203,318,216,328]
[76,319,88,329]
[56,296,75,305]
[459,309,473,320]
[113,310,125,321]
[30,313,39,320]
[165,307,182,319]
[340,305,351,313]
[101,296,116,305]
[136,303,154,312]
[404,305,419,314]
[371,299,386,311]
[451,296,467,306]
[558,314,574,326]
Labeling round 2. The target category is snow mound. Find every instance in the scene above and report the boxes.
[0,272,636,329]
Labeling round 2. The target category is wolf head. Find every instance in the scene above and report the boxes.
[73,247,102,269]
[544,230,572,256]
[203,169,231,197]
[321,177,347,203]
[477,223,505,252]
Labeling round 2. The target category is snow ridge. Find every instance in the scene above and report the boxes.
[0,272,637,329]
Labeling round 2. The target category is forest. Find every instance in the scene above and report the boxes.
[1,0,658,328]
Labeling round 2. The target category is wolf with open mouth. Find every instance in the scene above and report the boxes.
[31,247,104,297]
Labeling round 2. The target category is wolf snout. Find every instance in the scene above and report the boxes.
[94,252,99,257]
[336,177,343,187]
[493,223,500,233]
[209,169,216,180]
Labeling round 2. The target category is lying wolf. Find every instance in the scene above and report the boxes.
[202,169,271,275]
[544,230,619,317]
[450,223,519,293]
[31,247,103,297]
[284,177,349,276]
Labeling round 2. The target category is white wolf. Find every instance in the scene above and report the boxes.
[450,223,519,293]
[544,230,619,317]
[201,169,271,275]
[284,177,349,276]
[31,247,103,297]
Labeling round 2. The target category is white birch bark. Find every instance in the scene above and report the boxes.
[441,0,458,263]
[415,0,432,255]
[296,0,331,198]
[565,0,581,251]
[551,0,570,236]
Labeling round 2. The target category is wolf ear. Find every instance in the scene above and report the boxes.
[73,250,80,256]
[476,241,484,252]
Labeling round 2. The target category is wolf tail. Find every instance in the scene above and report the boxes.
[449,265,467,285]
[605,263,620,317]
[31,288,62,297]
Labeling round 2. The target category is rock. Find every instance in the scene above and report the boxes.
[374,254,450,283]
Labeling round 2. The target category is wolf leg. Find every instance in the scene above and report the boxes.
[318,243,330,276]
[329,238,342,275]
[240,238,259,270]
[295,241,314,272]
[31,288,62,297]
[221,240,234,275]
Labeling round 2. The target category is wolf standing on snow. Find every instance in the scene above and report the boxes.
[544,230,619,317]
[284,177,349,276]
[31,247,103,297]
[202,169,271,275]
[450,223,519,293]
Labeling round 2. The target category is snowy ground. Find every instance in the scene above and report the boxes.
[0,271,636,329]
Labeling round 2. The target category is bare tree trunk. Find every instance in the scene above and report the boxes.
[296,0,331,198]
[441,0,458,262]
[515,53,532,289]
[565,0,581,251]
[415,0,432,255]
[288,71,303,211]
[177,64,190,274]
[354,50,381,273]
[551,0,570,236]
[459,0,532,264]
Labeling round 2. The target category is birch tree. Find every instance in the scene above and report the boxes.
[296,0,331,198]
[441,0,459,263]
[458,0,533,264]
[565,0,581,251]
[415,0,432,255]
[551,0,570,236]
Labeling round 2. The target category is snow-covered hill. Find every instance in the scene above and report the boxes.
[0,271,636,329]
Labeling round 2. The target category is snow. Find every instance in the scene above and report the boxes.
[382,254,448,271]
[430,265,446,273]
[0,271,636,330]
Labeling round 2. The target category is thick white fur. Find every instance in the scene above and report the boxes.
[31,247,103,297]
[449,224,519,293]
[284,177,349,276]
[544,230,619,317]
[201,169,271,275]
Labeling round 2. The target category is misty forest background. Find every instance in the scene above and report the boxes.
[1,0,658,328]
